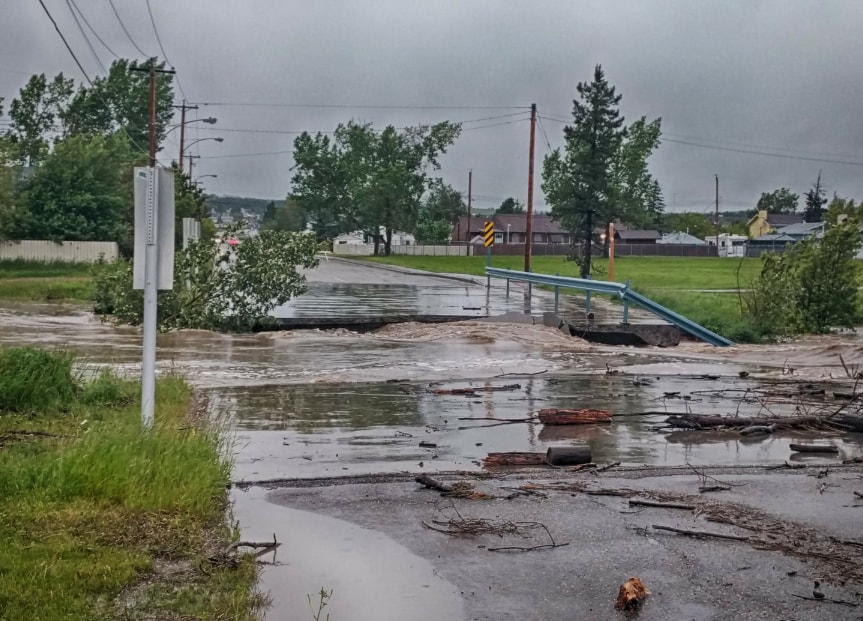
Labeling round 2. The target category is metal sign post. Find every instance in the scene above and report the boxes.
[133,167,175,429]
[483,221,494,288]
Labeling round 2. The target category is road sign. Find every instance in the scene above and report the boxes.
[483,221,494,247]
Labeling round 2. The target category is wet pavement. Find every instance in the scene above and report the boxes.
[3,259,863,619]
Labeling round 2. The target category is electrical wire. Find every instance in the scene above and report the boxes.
[107,0,150,57]
[68,0,120,59]
[145,0,187,100]
[537,115,863,167]
[662,138,863,167]
[63,0,107,74]
[190,101,530,111]
[37,0,94,86]
[536,114,553,152]
[195,112,529,135]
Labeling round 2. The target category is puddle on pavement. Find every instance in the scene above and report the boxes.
[219,375,863,481]
[231,487,464,621]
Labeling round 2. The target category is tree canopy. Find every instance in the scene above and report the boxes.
[756,188,799,214]
[495,197,524,214]
[291,121,461,254]
[803,172,827,223]
[541,65,662,250]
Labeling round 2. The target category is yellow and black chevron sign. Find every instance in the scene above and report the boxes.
[483,221,494,247]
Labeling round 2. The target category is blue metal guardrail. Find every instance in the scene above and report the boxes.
[485,267,734,347]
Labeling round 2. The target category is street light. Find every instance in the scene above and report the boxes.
[183,138,224,176]
[167,116,217,168]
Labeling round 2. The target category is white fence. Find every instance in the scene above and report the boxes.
[0,240,119,262]
[332,243,472,257]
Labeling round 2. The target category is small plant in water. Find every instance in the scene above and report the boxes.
[308,587,333,621]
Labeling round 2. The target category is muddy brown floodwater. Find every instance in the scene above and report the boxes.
[3,300,863,620]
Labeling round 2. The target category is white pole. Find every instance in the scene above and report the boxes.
[141,167,159,429]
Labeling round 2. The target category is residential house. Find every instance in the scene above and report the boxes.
[451,214,572,245]
[747,210,804,238]
[747,221,825,257]
[614,229,660,244]
[657,231,707,245]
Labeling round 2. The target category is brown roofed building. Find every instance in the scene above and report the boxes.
[614,229,661,244]
[451,214,573,244]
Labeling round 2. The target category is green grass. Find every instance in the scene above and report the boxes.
[363,255,763,290]
[0,259,92,279]
[0,260,94,301]
[363,255,771,341]
[0,349,263,621]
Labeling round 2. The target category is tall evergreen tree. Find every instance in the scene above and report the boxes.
[803,171,827,223]
[644,179,665,228]
[542,65,625,241]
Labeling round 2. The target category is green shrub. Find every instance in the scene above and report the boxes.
[0,348,76,412]
[79,369,137,407]
[745,223,862,335]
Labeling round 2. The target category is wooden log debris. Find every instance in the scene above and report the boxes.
[833,414,863,433]
[789,443,839,454]
[415,474,453,492]
[432,384,521,395]
[666,414,828,431]
[483,452,547,467]
[546,445,592,466]
[537,408,611,426]
[740,424,777,436]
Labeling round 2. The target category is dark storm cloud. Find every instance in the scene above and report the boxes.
[3,0,863,212]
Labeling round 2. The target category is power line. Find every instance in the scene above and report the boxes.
[197,113,529,135]
[190,101,530,111]
[663,137,863,167]
[145,0,187,100]
[64,0,106,74]
[68,0,120,59]
[538,114,863,167]
[536,114,553,152]
[107,0,150,57]
[37,0,94,86]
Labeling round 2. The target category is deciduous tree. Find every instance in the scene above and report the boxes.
[755,187,799,214]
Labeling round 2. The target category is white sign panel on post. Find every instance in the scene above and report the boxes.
[133,167,175,290]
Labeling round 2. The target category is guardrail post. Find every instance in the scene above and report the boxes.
[554,272,560,315]
[622,279,631,324]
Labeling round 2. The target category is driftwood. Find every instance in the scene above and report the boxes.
[699,485,732,493]
[483,452,547,467]
[415,474,453,492]
[843,456,863,464]
[833,413,863,432]
[666,414,828,430]
[740,424,777,436]
[545,445,592,466]
[789,443,839,454]
[537,408,611,426]
[629,499,695,510]
[651,524,751,542]
[432,384,521,395]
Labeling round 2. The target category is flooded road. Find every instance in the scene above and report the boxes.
[3,270,863,619]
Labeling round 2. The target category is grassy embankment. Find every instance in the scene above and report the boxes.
[0,259,94,301]
[0,347,263,620]
[363,255,763,341]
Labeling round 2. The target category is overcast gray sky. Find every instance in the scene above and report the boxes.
[3,0,863,213]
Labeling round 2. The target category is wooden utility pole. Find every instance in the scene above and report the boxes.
[467,169,472,242]
[173,100,199,169]
[524,103,536,272]
[715,174,720,255]
[129,64,175,166]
